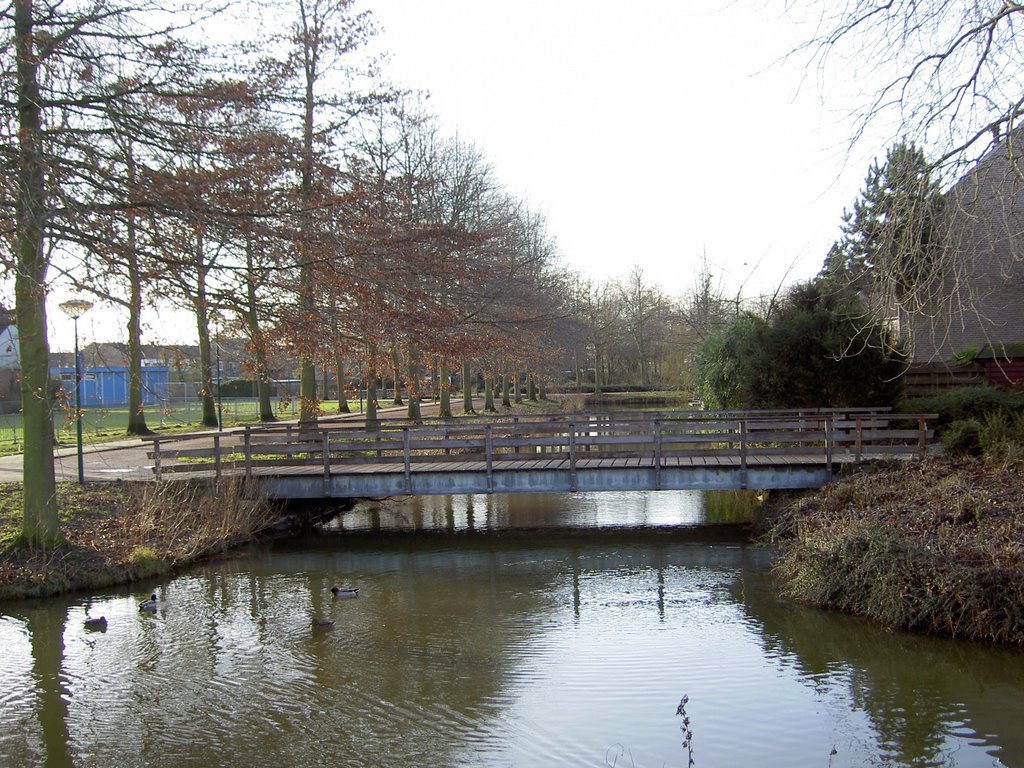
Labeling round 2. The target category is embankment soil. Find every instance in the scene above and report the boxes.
[760,457,1024,646]
[0,480,281,601]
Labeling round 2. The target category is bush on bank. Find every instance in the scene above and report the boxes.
[760,458,1024,645]
[900,385,1024,458]
[0,480,282,601]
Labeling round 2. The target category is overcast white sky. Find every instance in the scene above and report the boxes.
[361,0,893,299]
[49,0,898,349]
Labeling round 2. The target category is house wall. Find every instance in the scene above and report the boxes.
[983,359,1024,387]
[907,134,1024,362]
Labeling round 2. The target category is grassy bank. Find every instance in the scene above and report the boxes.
[760,457,1024,645]
[0,480,282,601]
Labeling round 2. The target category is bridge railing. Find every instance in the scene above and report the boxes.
[147,411,937,484]
[223,405,896,438]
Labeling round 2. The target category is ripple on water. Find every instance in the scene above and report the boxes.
[2,534,1022,768]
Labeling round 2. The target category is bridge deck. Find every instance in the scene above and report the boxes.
[147,409,937,498]
[192,451,891,498]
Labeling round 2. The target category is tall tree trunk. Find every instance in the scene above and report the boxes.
[513,369,522,404]
[484,371,496,412]
[15,0,59,544]
[124,148,152,436]
[391,347,403,405]
[245,241,276,422]
[196,306,218,428]
[461,359,475,414]
[335,354,350,413]
[501,372,511,408]
[125,278,153,435]
[297,17,318,429]
[406,346,421,420]
[528,372,537,401]
[365,343,379,429]
[438,361,451,418]
[298,351,318,428]
[255,349,275,422]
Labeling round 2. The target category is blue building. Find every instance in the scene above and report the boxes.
[52,364,169,407]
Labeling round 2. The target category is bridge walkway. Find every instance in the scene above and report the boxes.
[145,408,938,499]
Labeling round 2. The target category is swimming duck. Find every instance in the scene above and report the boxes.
[331,586,359,599]
[311,618,335,629]
[139,594,158,613]
[84,616,107,631]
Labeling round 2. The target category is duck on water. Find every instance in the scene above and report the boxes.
[139,594,158,613]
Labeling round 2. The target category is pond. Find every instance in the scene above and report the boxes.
[1,490,1022,767]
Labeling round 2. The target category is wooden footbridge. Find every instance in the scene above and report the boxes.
[146,409,937,499]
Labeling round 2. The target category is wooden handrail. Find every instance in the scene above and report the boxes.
[146,411,938,480]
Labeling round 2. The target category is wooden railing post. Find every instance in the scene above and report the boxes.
[213,433,222,483]
[244,426,253,480]
[322,431,331,496]
[568,422,577,492]
[653,418,662,491]
[402,426,412,494]
[825,416,834,475]
[153,436,161,481]
[918,416,928,458]
[485,424,493,493]
[739,419,748,489]
[855,417,863,461]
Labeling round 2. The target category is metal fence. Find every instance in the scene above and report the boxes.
[0,397,309,451]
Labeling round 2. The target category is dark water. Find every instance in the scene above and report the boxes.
[1,491,1022,767]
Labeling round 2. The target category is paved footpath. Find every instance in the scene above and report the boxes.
[0,400,488,483]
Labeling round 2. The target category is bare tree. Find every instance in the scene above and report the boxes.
[803,1,1024,346]
[800,1,1024,172]
[1,0,209,544]
[618,266,669,388]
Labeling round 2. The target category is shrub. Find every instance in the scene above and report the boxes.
[697,280,906,409]
[979,411,1024,459]
[900,385,1024,427]
[942,419,983,457]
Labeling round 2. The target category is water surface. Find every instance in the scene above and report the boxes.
[1,491,1021,767]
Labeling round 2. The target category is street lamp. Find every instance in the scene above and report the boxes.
[59,299,92,483]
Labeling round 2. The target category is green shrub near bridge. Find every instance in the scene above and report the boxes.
[899,386,1024,458]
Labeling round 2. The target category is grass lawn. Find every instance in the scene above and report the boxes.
[0,398,367,456]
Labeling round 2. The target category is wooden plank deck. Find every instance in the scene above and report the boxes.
[146,410,937,498]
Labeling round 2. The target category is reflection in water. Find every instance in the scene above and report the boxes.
[329,488,762,532]
[740,575,1024,767]
[0,490,1020,767]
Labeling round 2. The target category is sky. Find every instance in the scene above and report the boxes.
[47,0,899,350]
[359,0,893,299]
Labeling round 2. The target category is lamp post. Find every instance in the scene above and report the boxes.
[59,299,92,483]
[213,316,223,432]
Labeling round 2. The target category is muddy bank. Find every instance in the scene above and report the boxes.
[760,457,1024,645]
[0,480,289,601]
